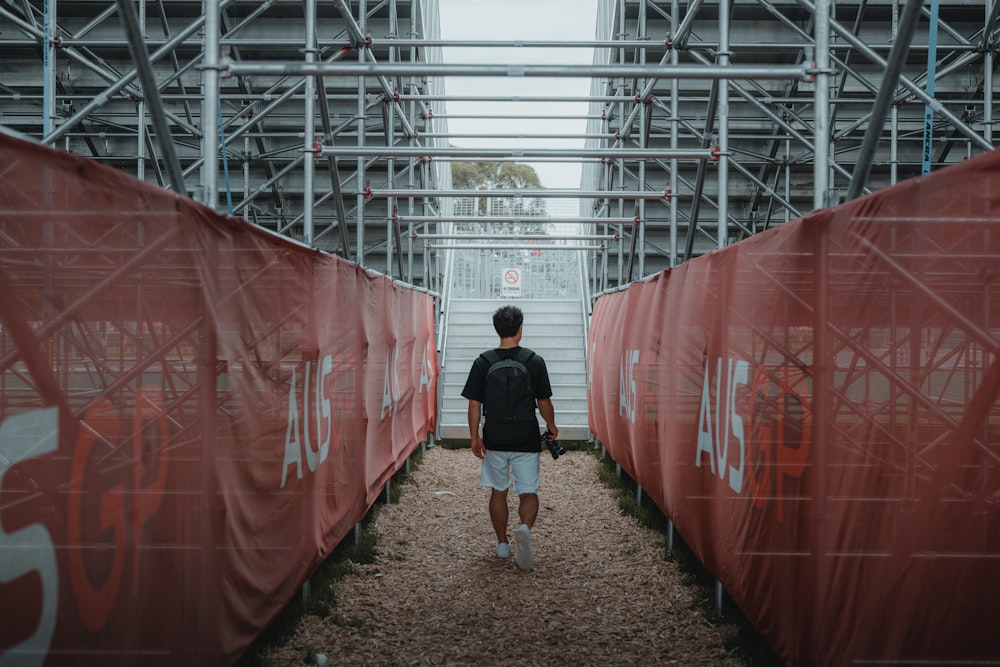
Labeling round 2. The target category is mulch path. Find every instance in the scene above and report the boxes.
[263,446,743,666]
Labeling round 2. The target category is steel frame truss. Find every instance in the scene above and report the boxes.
[1,0,997,291]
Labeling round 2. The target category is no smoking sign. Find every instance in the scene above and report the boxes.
[501,267,522,298]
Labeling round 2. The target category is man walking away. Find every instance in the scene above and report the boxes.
[461,305,558,571]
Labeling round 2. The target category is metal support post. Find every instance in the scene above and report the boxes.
[921,0,940,176]
[303,0,317,244]
[407,5,417,283]
[42,0,56,141]
[637,0,648,277]
[356,0,367,266]
[670,0,680,267]
[136,0,145,181]
[813,0,831,209]
[718,0,731,248]
[986,6,995,146]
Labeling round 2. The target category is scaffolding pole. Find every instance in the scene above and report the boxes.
[222,61,812,81]
[320,147,716,160]
[813,0,831,209]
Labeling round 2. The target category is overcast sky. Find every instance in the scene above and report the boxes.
[436,0,601,191]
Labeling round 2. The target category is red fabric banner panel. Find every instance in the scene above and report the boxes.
[0,135,438,665]
[588,149,1000,666]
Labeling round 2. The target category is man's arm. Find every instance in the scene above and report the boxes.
[468,399,485,459]
[537,397,558,440]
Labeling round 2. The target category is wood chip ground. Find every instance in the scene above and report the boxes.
[263,447,743,666]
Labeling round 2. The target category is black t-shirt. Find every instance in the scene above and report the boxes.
[461,346,553,452]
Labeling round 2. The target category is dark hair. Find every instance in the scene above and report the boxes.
[492,305,523,339]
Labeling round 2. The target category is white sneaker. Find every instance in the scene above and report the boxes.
[514,524,533,571]
[495,541,510,558]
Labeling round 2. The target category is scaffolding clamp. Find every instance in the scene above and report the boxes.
[664,182,672,201]
[711,146,720,162]
[363,183,373,201]
[393,90,401,103]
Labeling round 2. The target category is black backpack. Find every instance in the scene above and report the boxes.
[481,348,538,446]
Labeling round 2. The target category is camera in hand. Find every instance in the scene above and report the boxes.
[542,430,565,460]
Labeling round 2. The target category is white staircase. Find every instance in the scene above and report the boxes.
[438,299,590,441]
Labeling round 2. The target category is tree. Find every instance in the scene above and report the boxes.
[450,161,548,235]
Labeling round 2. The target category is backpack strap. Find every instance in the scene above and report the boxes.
[513,347,535,365]
[480,348,533,370]
[481,349,501,368]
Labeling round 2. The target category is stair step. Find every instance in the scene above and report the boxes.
[439,298,589,435]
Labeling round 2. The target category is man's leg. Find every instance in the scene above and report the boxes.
[518,492,538,529]
[510,452,541,529]
[489,488,510,543]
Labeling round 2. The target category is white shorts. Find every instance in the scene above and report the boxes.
[481,450,540,495]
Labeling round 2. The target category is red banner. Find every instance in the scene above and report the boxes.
[0,135,438,665]
[588,150,1000,665]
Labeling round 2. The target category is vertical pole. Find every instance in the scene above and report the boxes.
[243,135,251,201]
[198,236,219,661]
[409,4,418,283]
[784,139,791,223]
[618,0,626,283]
[386,0,397,276]
[407,75,415,282]
[669,0,679,267]
[717,0,730,248]
[813,0,831,210]
[303,0,317,244]
[637,0,647,277]
[890,1,899,186]
[811,202,830,658]
[891,104,899,184]
[356,0,367,265]
[202,0,220,209]
[986,9,994,146]
[921,0,940,175]
[42,0,57,142]
[136,0,145,182]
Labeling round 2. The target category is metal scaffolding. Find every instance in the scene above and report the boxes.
[1,0,997,290]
